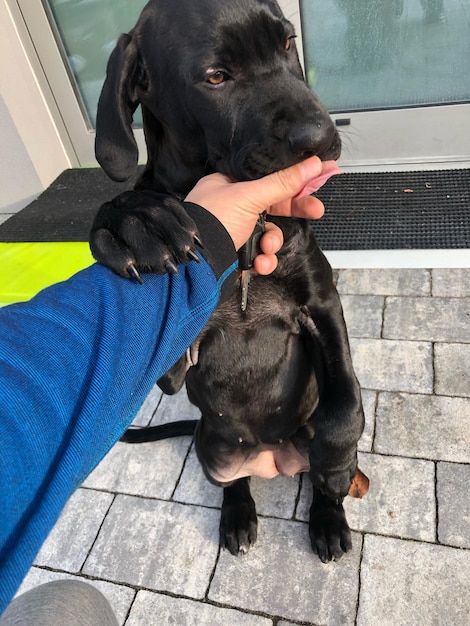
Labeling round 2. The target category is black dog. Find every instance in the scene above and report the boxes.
[90,0,365,563]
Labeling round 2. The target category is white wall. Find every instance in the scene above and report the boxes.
[0,94,43,215]
[0,0,73,214]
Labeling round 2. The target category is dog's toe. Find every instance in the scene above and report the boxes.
[311,526,351,563]
[222,519,258,555]
[220,501,258,556]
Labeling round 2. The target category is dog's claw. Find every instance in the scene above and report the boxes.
[127,263,144,284]
[193,234,204,248]
[187,249,201,263]
[164,259,179,274]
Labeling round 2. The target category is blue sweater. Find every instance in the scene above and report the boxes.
[0,203,237,611]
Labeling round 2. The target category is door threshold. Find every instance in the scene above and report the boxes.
[325,249,470,269]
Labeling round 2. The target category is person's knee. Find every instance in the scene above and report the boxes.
[0,579,119,626]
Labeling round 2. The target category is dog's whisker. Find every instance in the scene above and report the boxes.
[337,129,359,159]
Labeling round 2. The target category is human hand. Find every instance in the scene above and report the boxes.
[185,156,328,275]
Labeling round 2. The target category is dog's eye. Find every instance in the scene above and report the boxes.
[207,70,229,86]
[285,35,296,51]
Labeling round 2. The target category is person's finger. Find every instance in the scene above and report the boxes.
[269,195,325,220]
[253,224,282,275]
[253,253,278,275]
[259,222,283,255]
[293,195,325,220]
[245,156,322,213]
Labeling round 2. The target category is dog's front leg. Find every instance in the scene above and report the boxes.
[274,220,364,504]
[219,478,257,555]
[305,280,364,502]
[295,243,365,504]
[304,285,361,562]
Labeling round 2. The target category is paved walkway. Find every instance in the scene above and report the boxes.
[17,268,470,625]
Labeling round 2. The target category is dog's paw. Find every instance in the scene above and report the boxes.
[220,498,258,555]
[309,495,352,563]
[90,191,202,280]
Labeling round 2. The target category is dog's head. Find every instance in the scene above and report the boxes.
[95,0,340,194]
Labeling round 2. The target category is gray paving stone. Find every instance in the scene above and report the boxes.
[357,535,470,626]
[358,390,377,453]
[150,385,200,425]
[173,444,223,507]
[437,462,470,549]
[296,453,435,542]
[341,295,384,338]
[345,453,435,541]
[209,517,361,626]
[16,568,134,626]
[131,384,162,427]
[126,590,272,625]
[337,269,430,296]
[83,438,191,499]
[83,496,219,598]
[250,475,300,519]
[434,342,470,397]
[34,488,113,572]
[383,296,470,342]
[432,269,470,298]
[375,392,470,462]
[350,338,433,393]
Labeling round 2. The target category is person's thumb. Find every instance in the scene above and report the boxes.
[247,156,322,212]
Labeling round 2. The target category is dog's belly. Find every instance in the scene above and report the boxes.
[212,440,311,483]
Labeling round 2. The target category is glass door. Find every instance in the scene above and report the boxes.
[13,0,470,169]
[42,0,147,129]
[13,0,149,167]
[299,0,470,168]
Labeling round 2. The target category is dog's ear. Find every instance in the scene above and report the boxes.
[95,32,143,181]
[157,343,200,395]
[157,356,189,395]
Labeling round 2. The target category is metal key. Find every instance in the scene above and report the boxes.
[238,212,266,311]
[240,270,250,312]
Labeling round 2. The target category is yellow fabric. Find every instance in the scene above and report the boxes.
[1,242,94,306]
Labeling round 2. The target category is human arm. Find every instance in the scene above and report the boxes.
[0,256,232,610]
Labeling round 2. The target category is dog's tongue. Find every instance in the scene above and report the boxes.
[296,160,341,198]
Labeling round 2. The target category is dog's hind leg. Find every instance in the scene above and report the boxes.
[219,478,258,555]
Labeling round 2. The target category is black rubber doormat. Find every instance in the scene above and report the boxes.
[0,167,469,249]
[0,168,138,243]
[314,168,470,249]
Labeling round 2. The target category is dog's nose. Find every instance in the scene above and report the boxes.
[287,122,334,158]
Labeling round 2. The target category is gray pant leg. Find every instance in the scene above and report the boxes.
[0,580,119,626]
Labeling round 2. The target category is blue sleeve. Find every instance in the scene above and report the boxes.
[0,249,237,610]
